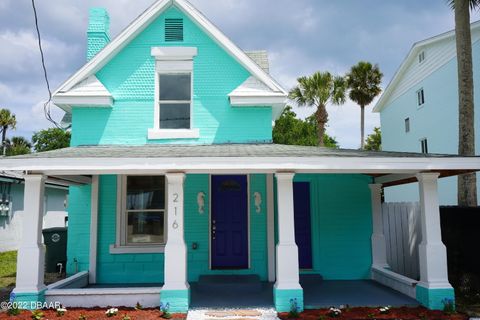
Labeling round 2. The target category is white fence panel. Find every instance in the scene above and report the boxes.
[382,202,420,280]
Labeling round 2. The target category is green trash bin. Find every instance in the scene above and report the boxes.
[42,227,67,273]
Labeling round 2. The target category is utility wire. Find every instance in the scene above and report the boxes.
[31,0,61,128]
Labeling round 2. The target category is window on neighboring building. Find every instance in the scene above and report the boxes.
[123,176,166,245]
[417,88,425,106]
[418,51,425,63]
[420,138,428,154]
[159,73,192,129]
[405,118,410,133]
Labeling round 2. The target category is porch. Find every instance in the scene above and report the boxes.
[44,271,418,309]
[2,144,478,312]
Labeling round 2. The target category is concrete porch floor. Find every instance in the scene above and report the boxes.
[189,279,419,309]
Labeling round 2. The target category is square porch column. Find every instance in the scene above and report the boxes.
[161,173,189,312]
[12,174,47,309]
[415,173,454,310]
[369,184,388,268]
[274,172,303,312]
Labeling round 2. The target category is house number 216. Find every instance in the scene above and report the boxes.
[172,193,179,229]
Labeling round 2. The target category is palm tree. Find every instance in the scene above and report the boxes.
[289,72,347,147]
[448,0,480,206]
[0,109,17,156]
[347,62,383,149]
[6,136,31,156]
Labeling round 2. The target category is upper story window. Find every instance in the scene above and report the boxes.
[405,117,410,133]
[420,138,428,154]
[159,73,192,129]
[148,47,199,140]
[417,88,425,106]
[418,51,425,63]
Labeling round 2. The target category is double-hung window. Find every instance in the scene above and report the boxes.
[148,47,199,140]
[111,175,166,254]
[159,73,191,129]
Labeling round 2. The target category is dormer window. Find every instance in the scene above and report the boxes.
[148,47,199,140]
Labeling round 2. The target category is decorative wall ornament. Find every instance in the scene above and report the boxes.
[197,191,206,214]
[254,192,262,213]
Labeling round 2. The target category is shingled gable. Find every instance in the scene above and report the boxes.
[52,0,287,112]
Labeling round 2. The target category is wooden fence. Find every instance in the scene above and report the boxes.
[382,202,421,280]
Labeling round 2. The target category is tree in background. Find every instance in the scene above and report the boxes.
[5,136,31,156]
[273,106,339,148]
[32,128,71,152]
[289,71,346,147]
[346,61,383,149]
[364,127,381,151]
[448,0,479,206]
[0,109,17,156]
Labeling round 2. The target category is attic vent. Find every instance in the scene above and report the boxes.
[165,18,183,42]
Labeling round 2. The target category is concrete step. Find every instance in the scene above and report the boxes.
[299,273,323,283]
[187,308,279,320]
[196,275,262,293]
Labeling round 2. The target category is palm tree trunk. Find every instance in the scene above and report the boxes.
[360,105,365,149]
[454,0,477,206]
[316,104,328,147]
[1,126,6,156]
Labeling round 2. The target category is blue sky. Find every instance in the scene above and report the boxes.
[0,0,479,148]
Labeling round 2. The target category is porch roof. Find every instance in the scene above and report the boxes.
[0,144,479,187]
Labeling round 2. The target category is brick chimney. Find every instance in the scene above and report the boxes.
[87,8,110,61]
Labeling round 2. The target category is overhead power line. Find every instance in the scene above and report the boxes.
[31,0,61,128]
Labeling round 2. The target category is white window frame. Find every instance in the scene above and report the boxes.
[148,47,199,140]
[418,51,425,63]
[110,175,167,254]
[417,88,425,107]
[420,138,428,154]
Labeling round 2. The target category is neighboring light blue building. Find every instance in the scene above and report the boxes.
[2,0,479,313]
[374,21,480,205]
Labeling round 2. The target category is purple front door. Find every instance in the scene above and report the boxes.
[211,175,249,269]
[294,182,313,269]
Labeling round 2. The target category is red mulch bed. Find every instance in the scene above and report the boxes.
[278,307,468,320]
[0,307,186,320]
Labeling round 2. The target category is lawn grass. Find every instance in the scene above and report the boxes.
[0,251,16,289]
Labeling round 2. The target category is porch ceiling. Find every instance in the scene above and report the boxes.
[0,144,478,184]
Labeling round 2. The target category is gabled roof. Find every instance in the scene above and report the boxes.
[373,20,480,113]
[53,0,287,101]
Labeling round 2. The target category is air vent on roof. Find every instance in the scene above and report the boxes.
[165,18,183,42]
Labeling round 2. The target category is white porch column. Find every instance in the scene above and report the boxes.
[274,172,303,312]
[13,174,47,305]
[415,173,453,309]
[369,183,388,268]
[162,173,189,312]
[89,175,99,284]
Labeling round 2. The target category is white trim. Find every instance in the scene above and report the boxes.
[112,175,168,253]
[151,46,197,60]
[109,244,165,254]
[89,175,99,284]
[229,95,287,106]
[7,156,480,174]
[148,128,200,139]
[208,174,251,270]
[52,96,113,106]
[47,271,89,290]
[52,0,286,99]
[266,173,275,282]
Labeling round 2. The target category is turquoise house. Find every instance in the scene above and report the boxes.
[2,0,479,313]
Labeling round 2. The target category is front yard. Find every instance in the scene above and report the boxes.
[0,251,16,304]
